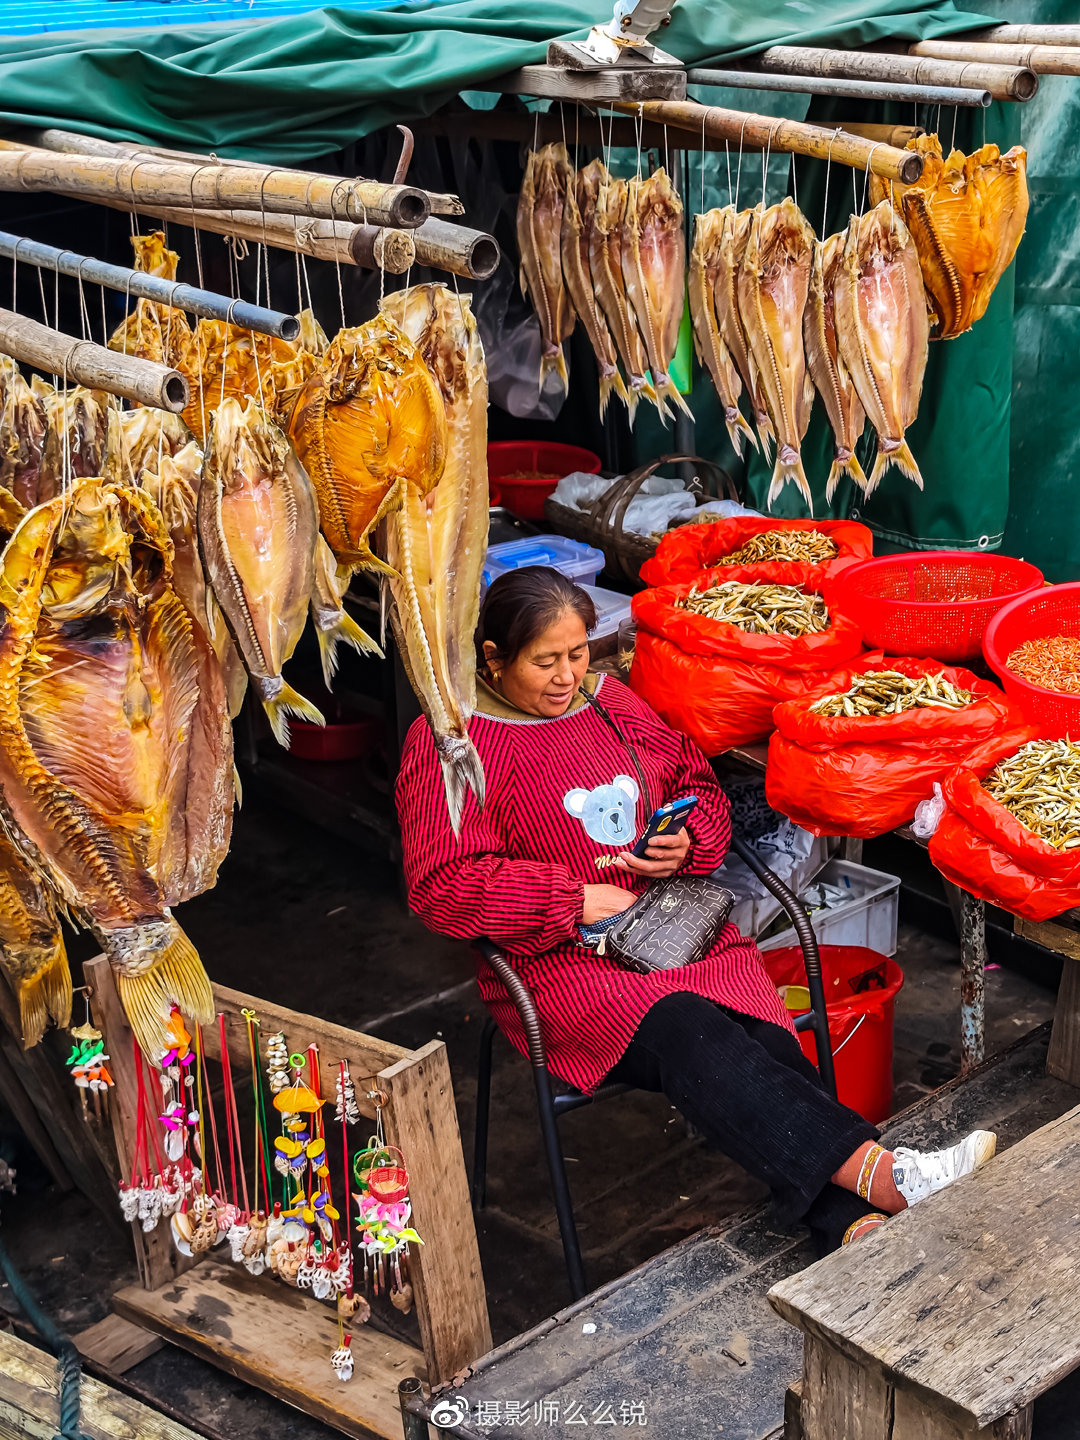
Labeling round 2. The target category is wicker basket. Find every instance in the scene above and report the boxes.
[542,453,740,587]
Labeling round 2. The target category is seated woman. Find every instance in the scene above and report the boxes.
[396,566,995,1251]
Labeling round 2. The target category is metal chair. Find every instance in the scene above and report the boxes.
[471,835,837,1301]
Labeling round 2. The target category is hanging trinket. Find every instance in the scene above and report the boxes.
[335,1062,360,1126]
[352,1090,423,1300]
[330,1334,354,1383]
[66,1020,114,1114]
[266,1031,291,1096]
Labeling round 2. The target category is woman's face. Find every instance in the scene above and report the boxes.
[486,608,591,718]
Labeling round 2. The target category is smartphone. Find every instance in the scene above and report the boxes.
[630,796,698,858]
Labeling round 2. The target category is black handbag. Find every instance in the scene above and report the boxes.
[578,688,735,974]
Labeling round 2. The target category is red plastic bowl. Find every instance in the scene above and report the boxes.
[830,550,1044,664]
[488,440,601,520]
[288,714,381,762]
[983,581,1080,739]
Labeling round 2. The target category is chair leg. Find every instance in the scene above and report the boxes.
[472,1016,497,1211]
[530,1062,588,1302]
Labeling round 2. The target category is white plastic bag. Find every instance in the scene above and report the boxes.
[911,782,946,840]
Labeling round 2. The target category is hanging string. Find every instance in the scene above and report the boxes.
[243,1012,273,1218]
[950,105,960,154]
[822,129,838,236]
[193,1022,208,1192]
[196,1022,227,1200]
[734,115,750,211]
[861,143,885,215]
[219,1015,251,1216]
[789,151,798,212]
[634,103,644,180]
[339,1061,354,1294]
[329,180,350,330]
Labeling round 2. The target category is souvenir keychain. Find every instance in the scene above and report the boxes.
[66,989,114,1118]
[353,1090,423,1309]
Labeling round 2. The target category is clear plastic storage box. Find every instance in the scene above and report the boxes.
[581,584,634,641]
[482,534,605,591]
[757,858,900,956]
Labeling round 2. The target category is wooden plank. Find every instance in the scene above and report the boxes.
[784,1378,804,1440]
[74,1314,163,1375]
[485,62,687,102]
[0,1327,201,1440]
[380,1039,492,1382]
[114,1256,423,1440]
[1047,955,1080,1087]
[891,1390,1031,1439]
[1017,916,1080,962]
[85,957,192,1292]
[769,1104,1080,1429]
[200,981,408,1122]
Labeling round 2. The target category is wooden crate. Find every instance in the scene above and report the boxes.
[85,957,492,1440]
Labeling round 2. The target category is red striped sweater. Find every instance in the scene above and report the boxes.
[396,675,793,1093]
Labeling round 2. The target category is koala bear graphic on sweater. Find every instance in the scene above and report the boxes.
[563,775,640,847]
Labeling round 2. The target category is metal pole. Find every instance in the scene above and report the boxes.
[686,68,992,107]
[0,230,300,341]
[398,1376,430,1440]
[959,891,987,1073]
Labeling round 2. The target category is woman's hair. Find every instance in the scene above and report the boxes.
[475,566,597,668]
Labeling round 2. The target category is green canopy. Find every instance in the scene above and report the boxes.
[0,0,992,162]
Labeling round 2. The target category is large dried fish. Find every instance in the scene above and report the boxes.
[835,201,929,494]
[737,199,816,507]
[589,171,655,422]
[0,826,70,1048]
[804,234,867,500]
[561,161,629,418]
[198,397,322,744]
[108,232,192,368]
[36,382,115,500]
[0,483,232,1056]
[688,210,756,457]
[121,408,195,482]
[288,315,447,574]
[715,207,774,457]
[871,137,1029,339]
[622,168,691,422]
[517,143,576,393]
[380,284,488,832]
[308,535,382,689]
[0,362,47,509]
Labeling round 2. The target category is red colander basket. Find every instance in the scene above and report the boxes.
[983,582,1080,739]
[830,551,1044,664]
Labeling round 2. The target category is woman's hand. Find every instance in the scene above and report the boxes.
[581,884,636,925]
[612,827,691,879]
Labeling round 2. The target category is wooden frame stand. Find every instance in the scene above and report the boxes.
[85,957,491,1440]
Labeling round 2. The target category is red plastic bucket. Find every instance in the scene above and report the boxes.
[763,945,904,1124]
[487,440,601,520]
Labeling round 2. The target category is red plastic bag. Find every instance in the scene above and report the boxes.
[629,575,866,755]
[765,658,1038,838]
[639,516,873,589]
[929,763,1080,922]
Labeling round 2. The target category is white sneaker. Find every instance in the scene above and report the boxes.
[891,1130,997,1207]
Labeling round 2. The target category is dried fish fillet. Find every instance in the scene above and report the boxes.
[689,210,756,458]
[517,143,576,393]
[737,199,817,507]
[804,234,867,500]
[622,168,690,422]
[589,172,656,423]
[108,231,192,368]
[0,827,70,1048]
[198,396,322,745]
[835,202,929,495]
[121,408,195,483]
[381,284,487,833]
[715,208,774,458]
[871,137,1029,339]
[36,383,114,500]
[0,362,47,509]
[562,161,629,418]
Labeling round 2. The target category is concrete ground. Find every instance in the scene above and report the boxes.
[0,795,1060,1438]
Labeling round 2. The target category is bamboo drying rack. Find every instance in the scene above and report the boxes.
[85,956,491,1440]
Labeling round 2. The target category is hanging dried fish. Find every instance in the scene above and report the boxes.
[108,232,192,369]
[622,168,690,422]
[0,826,71,1048]
[835,201,929,495]
[688,210,756,457]
[589,170,656,422]
[737,199,817,507]
[380,284,487,833]
[804,234,867,499]
[37,383,115,500]
[516,143,576,393]
[810,670,973,716]
[871,136,1029,339]
[0,361,47,509]
[715,207,774,458]
[121,408,195,482]
[984,740,1080,851]
[677,580,830,637]
[561,161,629,418]
[198,396,322,745]
[308,535,381,689]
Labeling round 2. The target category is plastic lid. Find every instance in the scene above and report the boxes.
[483,534,605,587]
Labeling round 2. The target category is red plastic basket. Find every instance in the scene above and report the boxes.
[487,440,601,520]
[983,582,1080,739]
[830,551,1044,664]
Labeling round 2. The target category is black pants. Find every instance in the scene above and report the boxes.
[604,992,880,1254]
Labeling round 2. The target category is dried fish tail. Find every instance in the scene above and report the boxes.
[111,917,214,1059]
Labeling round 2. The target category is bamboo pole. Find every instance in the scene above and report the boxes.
[0,309,187,410]
[754,45,1039,101]
[833,123,925,148]
[12,127,465,218]
[609,99,925,184]
[411,219,500,280]
[685,66,990,107]
[0,229,300,339]
[962,25,1080,47]
[0,147,431,229]
[907,39,1080,77]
